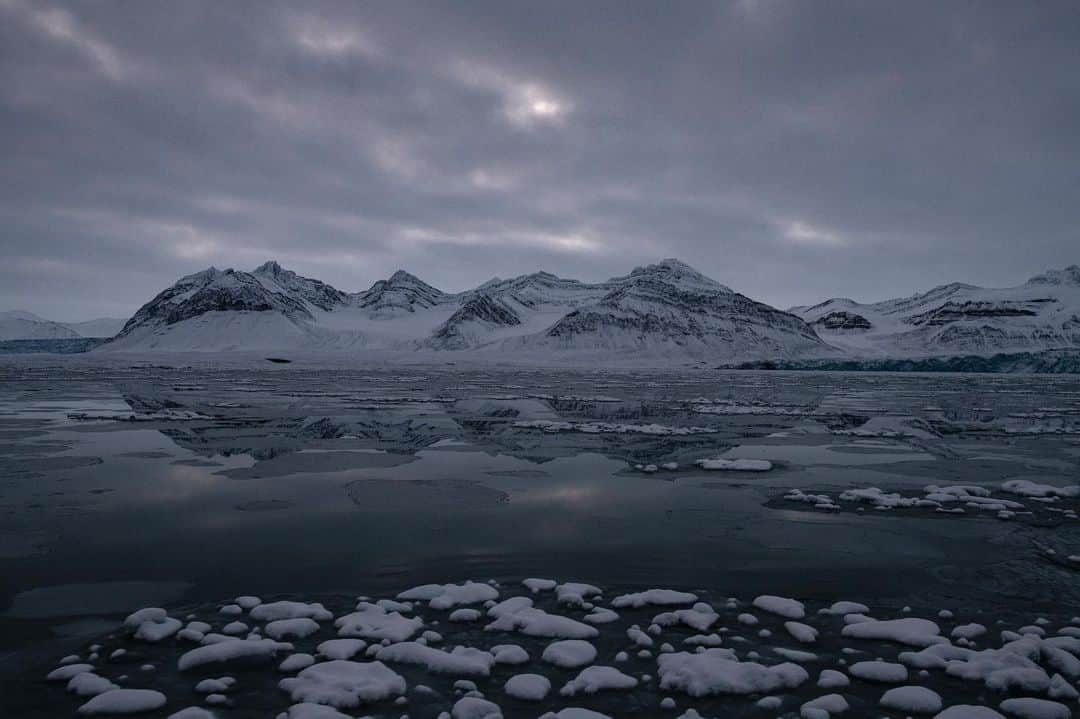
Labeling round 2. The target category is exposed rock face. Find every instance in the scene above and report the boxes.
[429,294,521,350]
[353,270,445,315]
[253,261,348,311]
[536,259,826,358]
[904,301,1039,326]
[813,311,873,331]
[116,268,315,340]
[791,266,1080,357]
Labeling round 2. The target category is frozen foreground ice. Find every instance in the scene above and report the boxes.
[27,579,1080,718]
[2,358,1080,716]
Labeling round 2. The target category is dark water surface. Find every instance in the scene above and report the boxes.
[2,358,1079,717]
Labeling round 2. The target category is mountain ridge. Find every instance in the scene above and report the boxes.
[99,258,831,359]
[9,260,1080,362]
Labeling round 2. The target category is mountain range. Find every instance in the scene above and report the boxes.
[102,259,827,360]
[6,259,1080,363]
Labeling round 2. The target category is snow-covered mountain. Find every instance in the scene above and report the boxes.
[0,310,125,340]
[102,259,831,360]
[790,266,1080,357]
[523,260,825,357]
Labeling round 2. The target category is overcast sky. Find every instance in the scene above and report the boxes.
[2,0,1078,320]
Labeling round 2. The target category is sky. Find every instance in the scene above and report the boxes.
[2,0,1079,321]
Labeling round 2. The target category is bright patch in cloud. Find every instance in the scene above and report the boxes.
[397,226,602,255]
[451,60,571,129]
[781,220,845,247]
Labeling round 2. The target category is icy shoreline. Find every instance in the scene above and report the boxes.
[32,578,1080,719]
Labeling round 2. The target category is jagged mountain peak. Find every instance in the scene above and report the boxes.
[622,258,733,293]
[354,269,445,315]
[388,269,427,285]
[253,260,286,276]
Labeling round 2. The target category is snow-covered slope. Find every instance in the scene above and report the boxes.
[0,310,126,340]
[791,266,1080,357]
[102,259,830,360]
[353,270,446,316]
[110,267,319,349]
[522,260,827,359]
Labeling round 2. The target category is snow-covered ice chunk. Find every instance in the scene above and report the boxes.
[504,673,550,701]
[167,708,216,719]
[997,698,1071,719]
[450,608,482,622]
[753,595,805,619]
[785,621,818,644]
[133,616,182,643]
[266,618,321,640]
[1000,480,1079,499]
[235,595,261,610]
[77,689,167,715]
[774,647,818,662]
[657,648,809,696]
[560,666,638,696]
[841,617,945,647]
[756,696,782,710]
[880,686,943,714]
[539,709,613,719]
[821,601,870,616]
[178,638,293,671]
[490,644,529,665]
[335,603,423,642]
[800,693,848,718]
[48,663,96,681]
[485,607,598,639]
[275,704,352,719]
[279,654,316,672]
[612,589,698,608]
[67,673,118,697]
[627,626,653,647]
[952,623,988,640]
[278,660,405,707]
[398,581,499,609]
[555,582,601,606]
[934,706,1006,719]
[123,607,168,628]
[451,696,503,719]
[316,639,367,660]
[522,578,557,593]
[849,660,908,683]
[584,607,620,624]
[375,642,496,676]
[194,677,235,693]
[653,604,719,632]
[250,601,332,622]
[816,669,849,688]
[542,640,597,668]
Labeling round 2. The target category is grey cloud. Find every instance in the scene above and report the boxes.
[1,0,1078,318]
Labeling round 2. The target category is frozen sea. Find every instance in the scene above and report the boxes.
[2,356,1080,718]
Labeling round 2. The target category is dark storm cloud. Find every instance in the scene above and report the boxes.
[2,0,1078,319]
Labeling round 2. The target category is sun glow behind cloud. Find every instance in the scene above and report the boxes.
[781,220,846,247]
